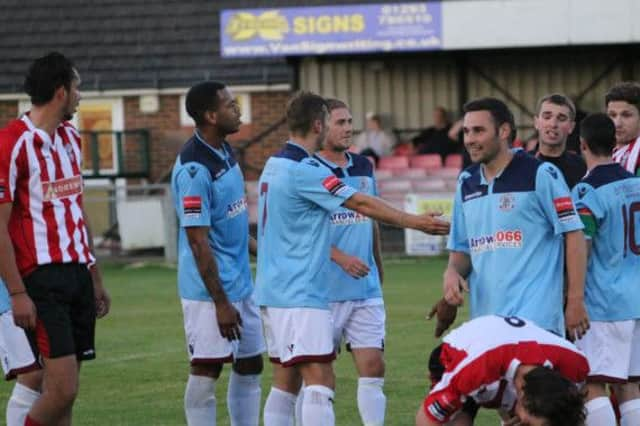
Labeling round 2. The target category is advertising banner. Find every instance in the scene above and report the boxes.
[221,2,442,57]
[404,193,453,256]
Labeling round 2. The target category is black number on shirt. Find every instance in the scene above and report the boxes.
[504,316,526,328]
[622,201,640,257]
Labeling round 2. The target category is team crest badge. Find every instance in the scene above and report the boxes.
[499,193,515,212]
[359,177,369,192]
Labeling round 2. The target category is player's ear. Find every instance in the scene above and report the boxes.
[498,122,511,141]
[312,118,323,135]
[204,110,217,126]
[579,137,587,153]
[54,84,67,102]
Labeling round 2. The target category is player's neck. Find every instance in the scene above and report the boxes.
[537,140,565,157]
[483,147,513,182]
[196,127,224,149]
[585,155,614,172]
[317,149,348,167]
[28,105,63,137]
[290,134,318,155]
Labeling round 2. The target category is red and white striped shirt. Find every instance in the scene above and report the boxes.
[613,136,640,175]
[0,114,94,277]
[423,315,589,424]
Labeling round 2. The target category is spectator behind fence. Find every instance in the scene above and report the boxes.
[412,107,461,161]
[353,112,396,164]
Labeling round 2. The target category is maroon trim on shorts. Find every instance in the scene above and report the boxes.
[35,319,50,358]
[269,356,281,364]
[587,374,628,384]
[281,352,336,368]
[190,355,233,366]
[628,376,640,382]
[4,361,41,381]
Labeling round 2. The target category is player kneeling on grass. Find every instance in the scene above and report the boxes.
[416,315,588,426]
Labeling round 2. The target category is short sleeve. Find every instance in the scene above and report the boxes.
[446,177,470,253]
[294,158,357,212]
[571,183,602,239]
[0,129,17,204]
[174,163,212,228]
[535,163,584,235]
[423,387,464,424]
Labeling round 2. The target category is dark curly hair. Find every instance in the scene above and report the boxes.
[521,366,586,426]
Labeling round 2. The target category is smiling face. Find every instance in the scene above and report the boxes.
[463,110,508,164]
[606,100,640,145]
[534,101,575,148]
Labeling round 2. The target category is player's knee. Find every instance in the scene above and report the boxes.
[190,363,223,379]
[232,355,263,375]
[300,362,335,389]
[48,376,79,407]
[360,355,385,377]
[611,382,640,402]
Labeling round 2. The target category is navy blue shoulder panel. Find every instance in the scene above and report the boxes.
[460,164,488,201]
[179,136,227,181]
[223,141,237,167]
[312,154,344,177]
[347,153,374,178]
[582,163,634,189]
[493,151,538,194]
[273,143,309,162]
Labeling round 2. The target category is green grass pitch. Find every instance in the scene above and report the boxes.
[0,258,500,425]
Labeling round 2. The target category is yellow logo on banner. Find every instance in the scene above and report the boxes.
[225,10,289,41]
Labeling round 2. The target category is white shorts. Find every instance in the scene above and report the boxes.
[261,307,335,367]
[181,296,265,365]
[330,298,385,351]
[576,320,640,382]
[0,311,39,380]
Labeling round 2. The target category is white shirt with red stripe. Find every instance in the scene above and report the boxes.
[0,114,94,276]
[612,136,640,175]
[423,315,589,424]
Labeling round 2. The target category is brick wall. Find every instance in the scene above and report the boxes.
[0,90,292,182]
[0,101,18,127]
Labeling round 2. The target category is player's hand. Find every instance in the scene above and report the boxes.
[336,254,370,279]
[443,268,468,306]
[426,298,458,338]
[216,301,242,341]
[502,415,523,426]
[565,298,589,341]
[94,283,111,319]
[414,211,450,235]
[11,292,37,330]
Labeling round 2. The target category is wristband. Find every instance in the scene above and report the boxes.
[9,290,26,297]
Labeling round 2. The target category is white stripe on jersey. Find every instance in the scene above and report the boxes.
[7,133,27,203]
[23,131,51,265]
[613,136,640,173]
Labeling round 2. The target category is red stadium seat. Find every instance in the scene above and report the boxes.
[412,178,447,193]
[409,154,442,170]
[393,142,414,156]
[378,179,412,193]
[431,167,461,179]
[393,168,427,178]
[378,156,410,171]
[444,154,463,169]
[374,169,393,180]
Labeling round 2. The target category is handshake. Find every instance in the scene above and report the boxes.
[426,298,458,338]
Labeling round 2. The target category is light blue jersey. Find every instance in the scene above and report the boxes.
[254,142,358,309]
[448,151,584,335]
[314,152,382,302]
[0,279,9,314]
[572,163,640,321]
[171,132,252,303]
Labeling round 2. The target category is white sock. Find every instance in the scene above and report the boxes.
[620,399,640,426]
[294,385,304,426]
[585,397,616,426]
[301,385,335,426]
[264,387,296,426]
[6,383,40,426]
[357,377,385,426]
[184,374,216,426]
[227,372,261,426]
